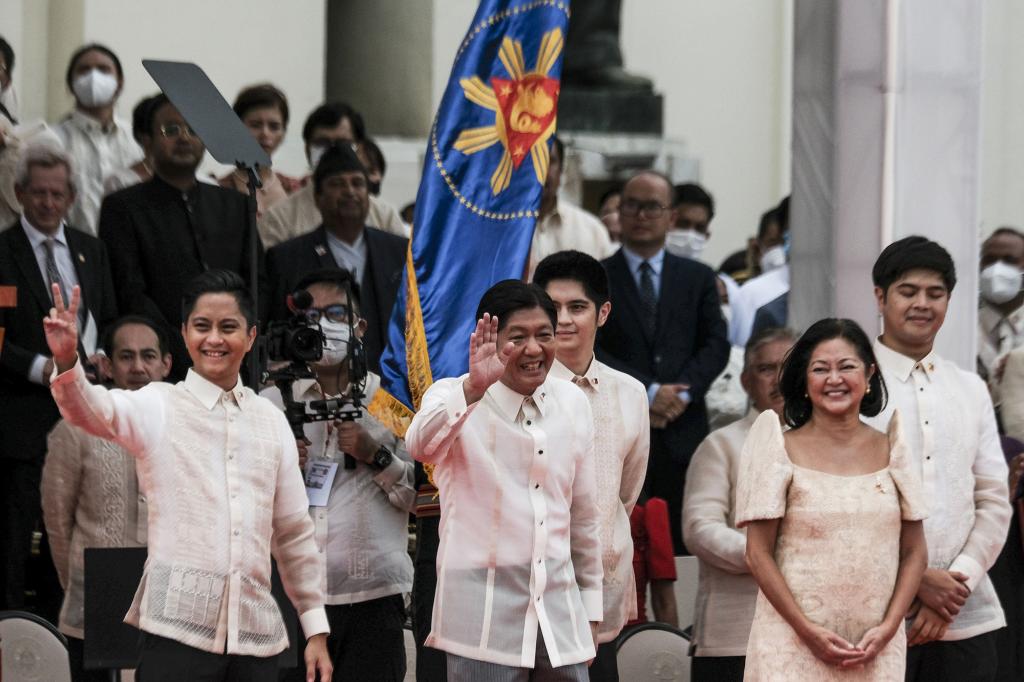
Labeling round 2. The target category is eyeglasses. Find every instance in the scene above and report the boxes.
[159,123,198,139]
[620,199,668,219]
[303,304,352,325]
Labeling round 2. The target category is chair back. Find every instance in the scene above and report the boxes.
[616,622,691,682]
[0,610,72,682]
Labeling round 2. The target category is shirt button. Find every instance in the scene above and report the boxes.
[924,420,930,425]
[534,483,540,489]
[536,595,541,602]
[526,420,532,426]
[233,530,240,536]
[537,558,542,564]
[228,454,234,460]
[538,450,543,455]
[539,520,544,526]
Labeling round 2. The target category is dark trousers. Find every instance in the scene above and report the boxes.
[412,515,447,682]
[989,510,1024,682]
[0,457,62,619]
[691,655,746,682]
[135,633,278,682]
[645,431,689,555]
[67,636,110,682]
[324,595,406,682]
[905,631,999,682]
[587,641,619,682]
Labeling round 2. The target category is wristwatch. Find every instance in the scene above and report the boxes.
[371,446,394,471]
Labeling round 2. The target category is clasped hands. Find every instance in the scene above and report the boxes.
[906,568,970,646]
[649,383,690,429]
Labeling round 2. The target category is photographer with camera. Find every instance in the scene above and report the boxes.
[261,267,415,682]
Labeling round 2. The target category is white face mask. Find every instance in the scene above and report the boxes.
[72,69,119,108]
[720,303,732,328]
[980,261,1022,305]
[316,319,352,366]
[664,229,707,260]
[759,245,787,273]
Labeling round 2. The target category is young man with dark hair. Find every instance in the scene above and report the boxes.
[666,182,715,262]
[259,102,406,247]
[262,266,415,682]
[42,315,171,682]
[865,236,1011,682]
[406,279,602,681]
[44,271,332,682]
[533,251,649,682]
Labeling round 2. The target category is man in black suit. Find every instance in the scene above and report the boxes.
[597,170,729,554]
[0,143,116,614]
[98,94,261,380]
[266,144,406,373]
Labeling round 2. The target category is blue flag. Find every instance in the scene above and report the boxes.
[370,0,569,432]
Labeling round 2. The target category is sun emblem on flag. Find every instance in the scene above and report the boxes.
[454,29,563,195]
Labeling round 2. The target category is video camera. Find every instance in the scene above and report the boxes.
[258,287,368,469]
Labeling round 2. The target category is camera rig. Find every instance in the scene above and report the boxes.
[257,286,368,469]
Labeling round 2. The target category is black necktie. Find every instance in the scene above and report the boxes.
[639,260,657,333]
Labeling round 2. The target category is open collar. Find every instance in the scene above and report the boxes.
[184,369,247,410]
[487,379,549,422]
[873,337,938,383]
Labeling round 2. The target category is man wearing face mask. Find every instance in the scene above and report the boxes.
[665,183,714,263]
[258,102,407,247]
[56,44,142,237]
[262,267,415,682]
[729,198,791,348]
[977,227,1024,388]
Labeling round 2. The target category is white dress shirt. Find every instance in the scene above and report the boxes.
[406,375,603,668]
[325,229,367,282]
[257,182,408,247]
[548,357,649,643]
[528,200,614,278]
[50,360,329,656]
[865,340,1011,640]
[1000,346,1024,442]
[20,217,97,382]
[683,409,760,656]
[41,419,148,639]
[56,110,142,236]
[261,372,415,605]
[729,265,790,347]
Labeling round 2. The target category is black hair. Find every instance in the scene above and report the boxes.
[301,102,366,144]
[139,93,170,137]
[757,207,781,241]
[131,94,159,144]
[776,195,791,232]
[181,270,256,328]
[0,36,13,77]
[360,137,387,176]
[294,267,362,315]
[673,182,715,218]
[872,236,957,294]
[312,143,367,194]
[532,250,610,307]
[598,185,622,209]
[718,249,749,277]
[986,226,1024,245]
[233,83,289,127]
[102,315,170,357]
[65,43,123,91]
[550,135,564,164]
[779,318,887,428]
[475,280,557,332]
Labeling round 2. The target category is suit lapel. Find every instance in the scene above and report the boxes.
[66,230,94,316]
[7,226,53,313]
[608,250,654,346]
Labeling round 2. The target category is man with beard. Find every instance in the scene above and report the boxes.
[98,94,261,379]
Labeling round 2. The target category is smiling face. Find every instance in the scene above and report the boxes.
[15,163,75,235]
[181,293,256,390]
[315,169,370,227]
[874,268,949,357]
[497,306,557,395]
[806,337,873,418]
[544,278,609,365]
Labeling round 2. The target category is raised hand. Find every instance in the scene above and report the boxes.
[464,313,512,404]
[43,284,80,374]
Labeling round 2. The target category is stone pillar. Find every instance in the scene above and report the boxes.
[790,0,983,369]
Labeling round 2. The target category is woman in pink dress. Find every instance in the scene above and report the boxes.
[737,318,928,680]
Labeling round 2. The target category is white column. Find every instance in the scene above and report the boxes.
[790,0,983,369]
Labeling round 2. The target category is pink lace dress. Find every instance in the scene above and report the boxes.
[735,411,926,681]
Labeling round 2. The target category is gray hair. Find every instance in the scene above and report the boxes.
[742,326,799,371]
[15,142,77,194]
